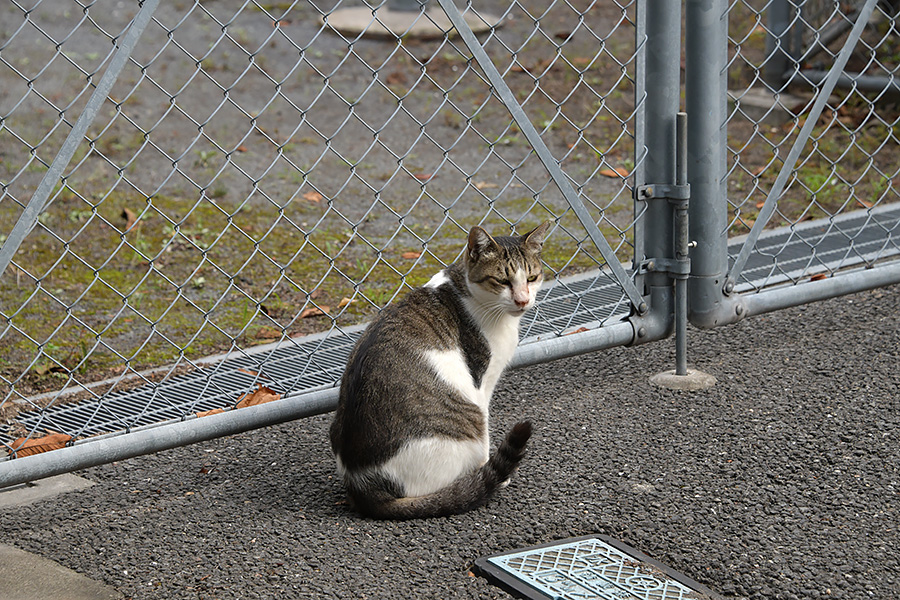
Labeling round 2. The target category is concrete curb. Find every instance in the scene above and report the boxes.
[0,543,122,600]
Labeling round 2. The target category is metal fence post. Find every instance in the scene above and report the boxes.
[765,0,793,89]
[636,0,680,300]
[684,0,737,328]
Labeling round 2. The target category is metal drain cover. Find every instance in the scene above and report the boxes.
[474,535,721,600]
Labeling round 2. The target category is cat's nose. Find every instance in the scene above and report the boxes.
[514,296,529,308]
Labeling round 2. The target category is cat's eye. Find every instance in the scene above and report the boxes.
[527,275,539,283]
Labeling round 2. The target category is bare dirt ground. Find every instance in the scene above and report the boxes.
[1,0,638,397]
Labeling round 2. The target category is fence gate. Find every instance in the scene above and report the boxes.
[2,0,899,487]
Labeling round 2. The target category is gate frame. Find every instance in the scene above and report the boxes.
[685,0,900,329]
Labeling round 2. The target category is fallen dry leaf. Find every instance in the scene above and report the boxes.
[810,273,828,281]
[33,362,63,376]
[122,208,138,231]
[300,306,329,318]
[599,167,629,178]
[337,297,353,309]
[413,173,434,181]
[302,191,323,203]
[385,71,407,86]
[196,408,226,418]
[237,368,260,377]
[401,251,421,259]
[256,326,281,340]
[9,432,72,457]
[474,181,498,190]
[235,385,281,409]
[236,145,248,152]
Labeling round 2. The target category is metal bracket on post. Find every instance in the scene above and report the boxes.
[649,113,717,390]
[635,184,692,279]
[635,184,692,280]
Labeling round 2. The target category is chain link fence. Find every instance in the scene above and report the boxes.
[1,0,899,484]
[725,0,900,292]
[1,0,643,473]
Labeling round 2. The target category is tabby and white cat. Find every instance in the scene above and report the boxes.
[329,222,550,519]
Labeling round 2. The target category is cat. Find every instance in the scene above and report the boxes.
[329,221,550,519]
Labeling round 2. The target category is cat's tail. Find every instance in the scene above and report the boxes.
[348,421,533,520]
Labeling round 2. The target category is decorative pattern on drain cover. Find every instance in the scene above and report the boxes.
[478,536,716,600]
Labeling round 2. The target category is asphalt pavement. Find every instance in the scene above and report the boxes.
[0,282,898,600]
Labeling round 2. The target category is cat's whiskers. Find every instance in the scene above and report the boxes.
[468,298,516,329]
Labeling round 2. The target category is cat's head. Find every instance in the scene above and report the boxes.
[465,222,550,317]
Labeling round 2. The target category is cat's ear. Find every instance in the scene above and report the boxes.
[468,226,500,260]
[522,221,551,251]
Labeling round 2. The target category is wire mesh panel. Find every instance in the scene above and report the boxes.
[0,0,643,464]
[5,0,899,480]
[726,0,900,290]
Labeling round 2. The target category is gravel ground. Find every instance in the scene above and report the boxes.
[1,282,898,600]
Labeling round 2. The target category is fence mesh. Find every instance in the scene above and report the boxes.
[1,0,641,451]
[726,0,900,289]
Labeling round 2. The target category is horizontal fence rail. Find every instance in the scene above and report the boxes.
[2,0,900,486]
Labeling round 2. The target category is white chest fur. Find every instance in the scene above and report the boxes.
[475,310,520,398]
[424,308,520,411]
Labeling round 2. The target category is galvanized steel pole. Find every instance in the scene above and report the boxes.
[673,113,689,375]
[639,0,680,303]
[685,0,733,329]
[765,0,793,90]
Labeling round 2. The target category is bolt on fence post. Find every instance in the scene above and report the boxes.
[685,0,737,329]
